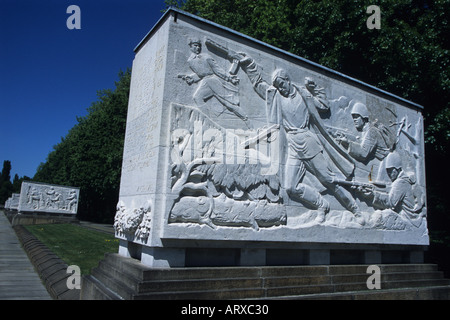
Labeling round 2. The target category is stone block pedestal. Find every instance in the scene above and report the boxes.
[80,253,449,300]
[113,8,429,269]
[118,239,425,268]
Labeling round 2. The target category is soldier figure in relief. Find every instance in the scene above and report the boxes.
[335,102,390,163]
[67,190,78,212]
[358,152,425,227]
[234,53,362,224]
[180,38,248,122]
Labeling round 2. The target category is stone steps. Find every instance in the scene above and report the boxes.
[80,253,450,300]
[275,285,450,300]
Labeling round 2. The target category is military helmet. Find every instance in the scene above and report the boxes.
[385,152,402,169]
[351,102,370,120]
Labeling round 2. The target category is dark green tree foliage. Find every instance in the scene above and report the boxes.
[34,70,131,222]
[12,174,31,193]
[0,160,13,204]
[0,160,30,204]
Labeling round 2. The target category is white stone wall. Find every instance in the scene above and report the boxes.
[114,9,428,256]
[18,182,79,215]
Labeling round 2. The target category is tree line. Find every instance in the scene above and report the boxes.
[0,160,31,204]
[1,71,129,222]
[32,70,131,222]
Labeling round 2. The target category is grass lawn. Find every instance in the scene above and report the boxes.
[25,223,119,275]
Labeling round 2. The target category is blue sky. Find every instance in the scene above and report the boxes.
[0,0,167,179]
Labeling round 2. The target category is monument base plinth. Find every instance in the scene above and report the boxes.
[117,239,425,268]
[80,252,450,300]
[6,211,78,226]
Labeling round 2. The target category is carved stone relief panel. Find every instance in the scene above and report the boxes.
[114,10,428,248]
[114,200,152,242]
[4,193,20,210]
[18,181,80,214]
[164,32,427,235]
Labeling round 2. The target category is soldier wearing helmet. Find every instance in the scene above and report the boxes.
[360,152,424,223]
[384,152,403,182]
[351,102,370,130]
[336,102,390,163]
[231,52,361,223]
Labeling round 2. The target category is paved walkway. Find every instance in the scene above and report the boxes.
[0,211,52,300]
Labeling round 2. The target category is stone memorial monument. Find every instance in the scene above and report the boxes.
[8,193,20,210]
[114,8,428,267]
[4,197,11,209]
[4,193,20,210]
[18,181,79,215]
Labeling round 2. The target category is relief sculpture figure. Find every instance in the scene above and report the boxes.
[27,187,41,209]
[67,190,78,213]
[167,105,286,230]
[335,102,391,163]
[179,38,248,122]
[21,182,79,213]
[114,200,153,241]
[357,152,425,229]
[234,53,362,224]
